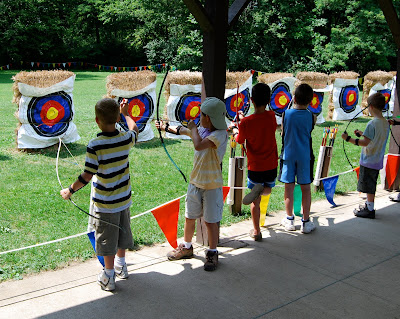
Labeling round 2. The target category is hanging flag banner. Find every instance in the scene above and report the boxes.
[354,166,360,180]
[87,231,105,267]
[259,194,271,227]
[222,186,230,203]
[332,78,362,120]
[267,77,296,125]
[293,184,302,217]
[15,73,80,149]
[369,79,395,117]
[385,154,400,188]
[322,175,339,207]
[151,199,180,248]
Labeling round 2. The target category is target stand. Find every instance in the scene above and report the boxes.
[313,146,333,191]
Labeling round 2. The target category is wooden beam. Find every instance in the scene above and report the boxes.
[228,0,252,28]
[183,0,213,32]
[378,0,400,48]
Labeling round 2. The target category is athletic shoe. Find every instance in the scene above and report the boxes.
[300,220,316,234]
[242,184,264,205]
[389,194,400,202]
[249,229,262,241]
[167,243,194,260]
[354,204,375,219]
[97,270,115,291]
[204,250,218,271]
[115,263,129,279]
[281,217,295,231]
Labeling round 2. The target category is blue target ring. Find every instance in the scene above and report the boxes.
[377,89,391,111]
[118,93,153,133]
[308,92,324,115]
[339,85,359,113]
[27,91,72,137]
[175,92,201,127]
[270,82,292,116]
[224,89,250,121]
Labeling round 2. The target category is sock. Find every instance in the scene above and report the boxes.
[184,241,192,249]
[208,249,217,253]
[396,193,400,200]
[287,215,294,220]
[105,268,115,278]
[301,218,310,223]
[366,201,374,211]
[115,256,125,267]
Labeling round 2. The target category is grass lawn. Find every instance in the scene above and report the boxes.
[0,70,380,281]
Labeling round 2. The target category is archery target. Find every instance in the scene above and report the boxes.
[118,93,154,133]
[332,78,362,121]
[378,89,391,112]
[308,92,323,115]
[339,86,359,113]
[270,82,292,116]
[369,79,395,117]
[175,92,201,127]
[224,89,250,121]
[27,91,72,137]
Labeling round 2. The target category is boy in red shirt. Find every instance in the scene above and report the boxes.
[229,83,278,241]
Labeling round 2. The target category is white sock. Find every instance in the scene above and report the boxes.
[184,241,192,249]
[366,201,374,211]
[115,256,125,267]
[396,193,400,200]
[287,215,294,220]
[105,268,115,278]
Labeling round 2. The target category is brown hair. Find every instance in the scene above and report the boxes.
[294,83,313,106]
[367,92,386,111]
[95,98,120,125]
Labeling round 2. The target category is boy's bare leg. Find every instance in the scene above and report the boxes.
[300,184,311,220]
[284,183,295,217]
[116,248,125,258]
[184,218,196,243]
[103,255,115,270]
[205,222,219,250]
[367,193,375,203]
[251,187,272,235]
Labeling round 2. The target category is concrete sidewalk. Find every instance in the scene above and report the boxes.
[1,188,400,319]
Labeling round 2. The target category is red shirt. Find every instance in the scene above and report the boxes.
[235,110,278,171]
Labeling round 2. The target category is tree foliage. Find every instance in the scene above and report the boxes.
[0,0,399,75]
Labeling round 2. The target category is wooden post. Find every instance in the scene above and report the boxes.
[229,156,245,215]
[317,146,333,191]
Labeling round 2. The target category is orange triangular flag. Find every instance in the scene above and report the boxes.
[223,186,230,202]
[354,166,360,180]
[386,154,400,188]
[151,199,180,248]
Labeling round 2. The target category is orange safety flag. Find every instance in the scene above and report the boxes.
[222,186,230,202]
[386,154,400,188]
[151,199,180,248]
[354,166,360,180]
[259,194,270,226]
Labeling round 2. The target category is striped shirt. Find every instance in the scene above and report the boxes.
[84,129,136,213]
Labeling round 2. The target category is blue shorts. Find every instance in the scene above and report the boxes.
[278,158,314,185]
[247,169,277,189]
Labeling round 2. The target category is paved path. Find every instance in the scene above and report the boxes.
[1,188,400,319]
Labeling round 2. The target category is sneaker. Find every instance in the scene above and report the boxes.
[249,229,262,242]
[115,263,129,279]
[97,270,115,291]
[354,204,375,219]
[243,184,264,205]
[167,243,194,261]
[389,194,400,202]
[281,217,295,231]
[300,220,316,234]
[204,250,218,271]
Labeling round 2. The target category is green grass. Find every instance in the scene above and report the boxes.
[0,70,378,281]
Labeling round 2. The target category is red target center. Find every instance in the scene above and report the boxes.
[185,101,201,120]
[230,93,244,112]
[346,90,357,105]
[310,94,320,109]
[274,92,290,109]
[128,99,145,122]
[383,93,390,103]
[40,100,65,126]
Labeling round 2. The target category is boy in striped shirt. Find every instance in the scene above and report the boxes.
[60,98,138,291]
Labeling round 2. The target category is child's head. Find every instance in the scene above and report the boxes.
[367,92,386,111]
[200,97,227,130]
[95,98,120,125]
[251,83,271,107]
[294,83,313,106]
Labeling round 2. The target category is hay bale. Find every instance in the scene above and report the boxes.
[390,71,397,77]
[105,71,157,98]
[361,70,393,114]
[295,72,328,89]
[258,73,293,84]
[226,71,252,89]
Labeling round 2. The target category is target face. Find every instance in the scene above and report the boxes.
[118,93,154,133]
[308,92,324,115]
[270,82,292,116]
[377,89,391,111]
[224,89,250,121]
[175,92,201,127]
[339,86,359,113]
[27,91,72,137]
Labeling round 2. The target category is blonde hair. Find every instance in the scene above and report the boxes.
[95,98,119,125]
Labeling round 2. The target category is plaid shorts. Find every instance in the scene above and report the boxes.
[357,165,379,194]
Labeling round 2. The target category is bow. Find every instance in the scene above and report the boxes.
[156,66,187,183]
[56,138,124,231]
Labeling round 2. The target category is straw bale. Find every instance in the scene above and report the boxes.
[258,73,293,84]
[105,71,157,98]
[225,71,252,89]
[12,70,75,105]
[361,70,393,114]
[390,71,397,77]
[295,72,328,89]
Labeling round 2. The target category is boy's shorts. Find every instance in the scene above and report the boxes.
[95,208,134,256]
[278,158,314,185]
[185,183,223,223]
[357,165,379,194]
[247,168,277,189]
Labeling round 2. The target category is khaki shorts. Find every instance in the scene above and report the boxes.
[95,208,134,256]
[185,183,223,223]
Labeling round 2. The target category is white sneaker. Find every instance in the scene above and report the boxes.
[115,263,129,279]
[281,217,295,231]
[97,270,116,291]
[301,220,316,234]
